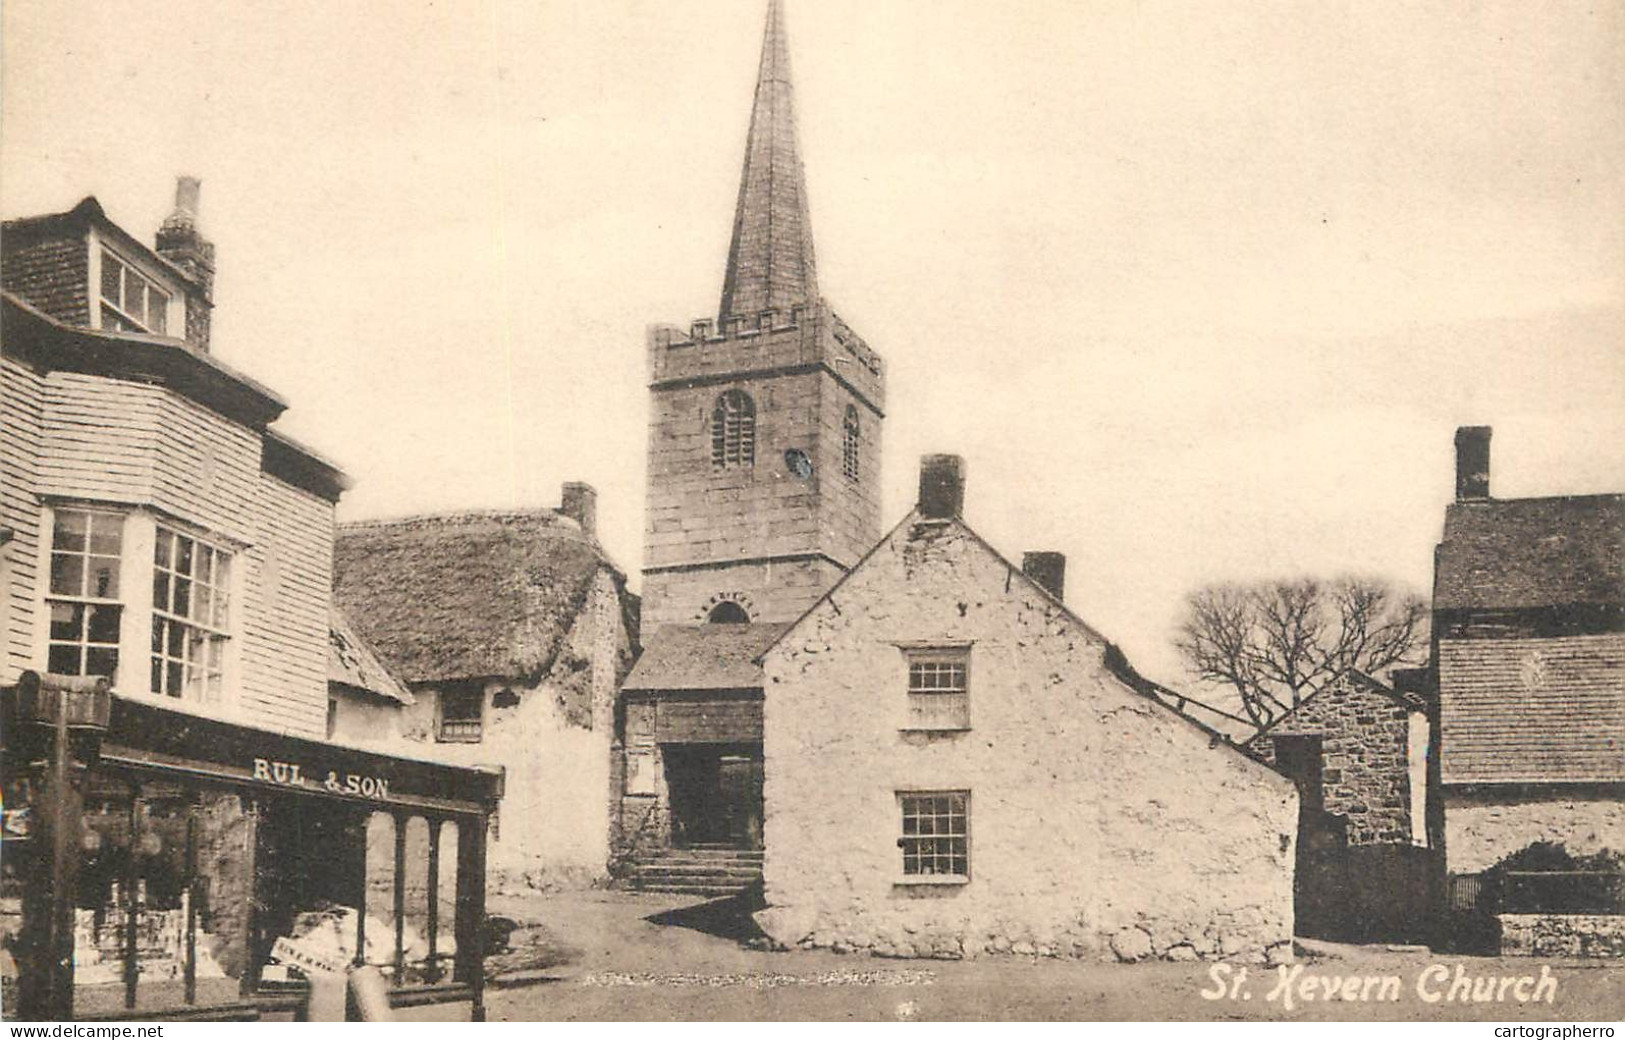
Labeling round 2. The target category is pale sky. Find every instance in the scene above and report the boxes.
[4,0,1623,689]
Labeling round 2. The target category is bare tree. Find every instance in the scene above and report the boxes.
[1175,577,1427,729]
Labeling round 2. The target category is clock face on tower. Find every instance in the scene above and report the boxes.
[784,448,813,480]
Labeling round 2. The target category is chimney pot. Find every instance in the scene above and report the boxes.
[172,176,201,223]
[918,454,965,520]
[560,482,598,536]
[1454,426,1492,500]
[1021,552,1067,602]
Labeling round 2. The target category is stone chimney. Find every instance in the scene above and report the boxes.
[560,482,598,536]
[918,454,965,520]
[1022,552,1066,602]
[1454,426,1491,501]
[154,175,216,352]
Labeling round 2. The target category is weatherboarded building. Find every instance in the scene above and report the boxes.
[0,182,501,1019]
[333,492,637,886]
[754,456,1299,963]
[1431,427,1624,955]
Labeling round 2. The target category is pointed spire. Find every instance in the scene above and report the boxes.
[719,0,819,321]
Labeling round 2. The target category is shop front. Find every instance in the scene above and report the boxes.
[1,674,504,1021]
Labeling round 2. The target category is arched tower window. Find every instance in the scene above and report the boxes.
[842,405,860,482]
[707,601,751,624]
[711,390,756,469]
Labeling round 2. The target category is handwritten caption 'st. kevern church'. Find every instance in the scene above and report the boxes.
[1202,963,1559,1012]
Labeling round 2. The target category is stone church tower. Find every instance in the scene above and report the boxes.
[641,0,886,630]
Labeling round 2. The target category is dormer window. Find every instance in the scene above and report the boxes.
[99,249,169,335]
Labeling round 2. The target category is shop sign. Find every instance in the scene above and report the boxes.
[271,936,345,978]
[252,758,391,800]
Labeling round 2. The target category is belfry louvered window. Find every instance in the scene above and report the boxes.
[711,389,757,469]
[843,405,860,482]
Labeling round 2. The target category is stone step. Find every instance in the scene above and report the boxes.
[631,879,753,897]
[634,867,762,883]
[643,855,763,868]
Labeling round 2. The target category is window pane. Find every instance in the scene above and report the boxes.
[50,602,84,641]
[49,645,83,675]
[173,578,191,619]
[167,622,184,656]
[148,287,167,335]
[87,514,122,555]
[101,254,122,303]
[50,553,84,596]
[86,604,120,644]
[85,647,118,678]
[152,620,165,654]
[123,269,145,324]
[153,569,171,613]
[195,587,212,627]
[151,656,164,693]
[54,511,88,553]
[198,549,213,585]
[88,556,119,599]
[175,536,194,577]
[154,529,172,569]
[166,661,183,697]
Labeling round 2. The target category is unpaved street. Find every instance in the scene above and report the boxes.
[399,890,1625,1022]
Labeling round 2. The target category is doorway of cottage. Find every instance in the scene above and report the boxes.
[662,743,763,850]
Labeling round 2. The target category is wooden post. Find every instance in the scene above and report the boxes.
[424,818,441,983]
[184,807,198,1006]
[124,786,142,1011]
[353,811,368,969]
[453,812,489,1021]
[392,814,407,979]
[21,677,86,1019]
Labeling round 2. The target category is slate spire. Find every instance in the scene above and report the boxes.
[719,0,819,321]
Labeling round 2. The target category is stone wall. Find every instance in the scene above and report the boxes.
[1444,790,1625,874]
[1499,914,1625,957]
[1245,676,1420,845]
[759,518,1299,962]
[399,568,628,888]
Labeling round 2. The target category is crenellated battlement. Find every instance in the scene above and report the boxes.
[647,298,885,412]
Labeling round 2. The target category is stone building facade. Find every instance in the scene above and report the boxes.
[1244,672,1428,847]
[755,457,1299,962]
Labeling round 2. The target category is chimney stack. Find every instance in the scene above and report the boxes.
[917,455,965,520]
[1454,426,1492,501]
[1022,551,1067,602]
[560,482,598,536]
[154,175,216,351]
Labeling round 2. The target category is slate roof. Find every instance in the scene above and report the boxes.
[1439,633,1625,784]
[333,509,625,685]
[327,608,414,705]
[1435,494,1625,612]
[622,623,791,693]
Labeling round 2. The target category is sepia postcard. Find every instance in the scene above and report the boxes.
[1,0,1622,1028]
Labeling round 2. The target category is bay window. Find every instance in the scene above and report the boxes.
[43,507,235,707]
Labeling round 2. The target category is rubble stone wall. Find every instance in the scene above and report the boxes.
[759,519,1298,962]
[1245,678,1419,845]
[1499,914,1625,958]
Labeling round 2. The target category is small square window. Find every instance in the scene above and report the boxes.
[904,649,970,731]
[898,791,969,880]
[438,685,484,743]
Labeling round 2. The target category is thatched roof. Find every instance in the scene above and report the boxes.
[328,608,414,705]
[622,623,791,693]
[333,509,624,684]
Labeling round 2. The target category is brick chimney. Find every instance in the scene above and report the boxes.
[154,176,216,352]
[1022,552,1066,602]
[1454,426,1491,501]
[560,482,597,536]
[918,454,965,520]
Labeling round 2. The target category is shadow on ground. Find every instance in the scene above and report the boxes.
[643,895,766,944]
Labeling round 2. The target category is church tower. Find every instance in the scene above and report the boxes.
[642,0,886,630]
